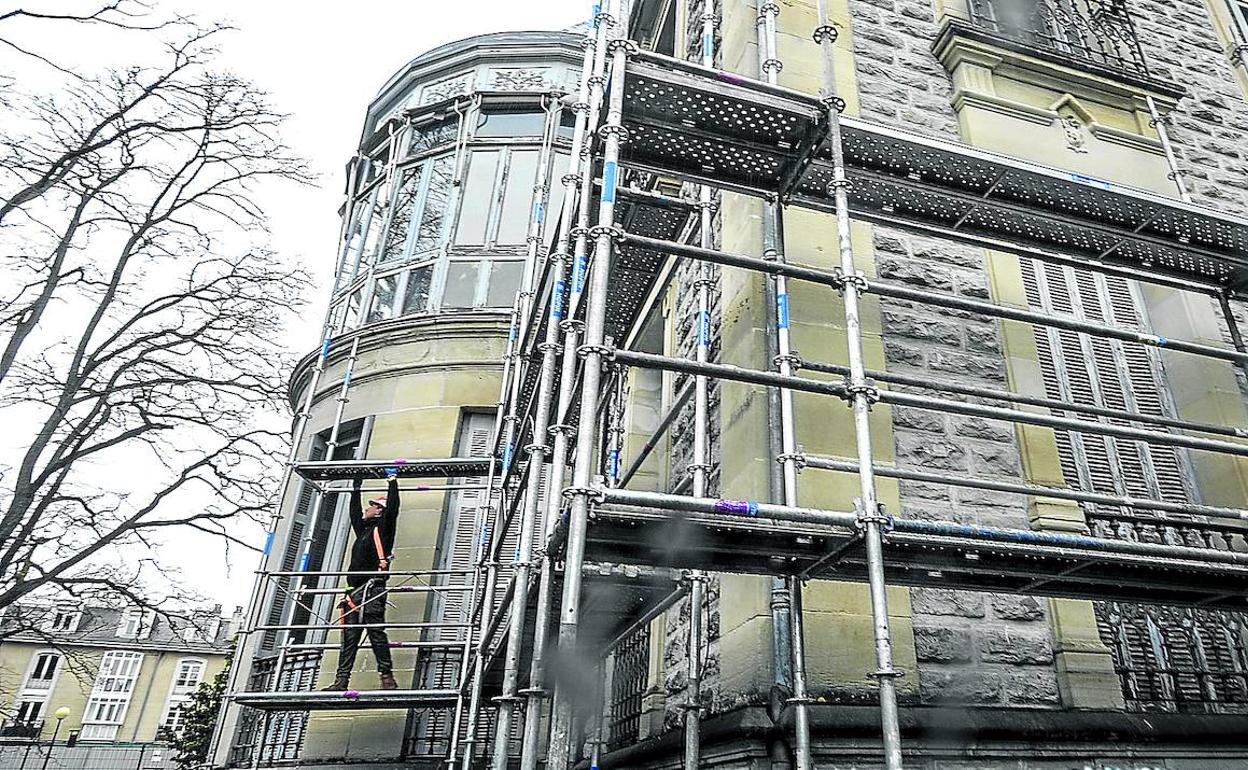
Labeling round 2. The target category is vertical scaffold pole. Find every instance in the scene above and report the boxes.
[683,1,716,768]
[1145,95,1192,204]
[489,96,563,770]
[813,2,904,767]
[592,652,616,770]
[547,0,630,765]
[754,4,814,770]
[520,5,613,769]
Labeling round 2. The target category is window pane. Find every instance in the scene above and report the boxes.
[476,111,546,138]
[382,166,423,264]
[545,152,570,247]
[455,151,500,245]
[485,261,524,308]
[358,183,391,268]
[443,262,481,308]
[345,289,362,329]
[409,119,458,154]
[367,275,398,323]
[415,156,454,255]
[336,201,368,291]
[403,266,433,315]
[496,150,539,245]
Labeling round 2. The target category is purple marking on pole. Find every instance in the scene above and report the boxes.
[394,458,408,465]
[717,72,748,85]
[714,499,759,515]
[343,690,361,699]
[415,485,430,491]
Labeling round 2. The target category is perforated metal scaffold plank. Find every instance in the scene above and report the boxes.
[617,50,1248,293]
[579,501,1248,611]
[293,458,492,481]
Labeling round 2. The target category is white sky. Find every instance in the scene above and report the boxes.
[4,1,587,613]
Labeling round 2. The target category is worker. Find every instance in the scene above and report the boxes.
[324,467,400,691]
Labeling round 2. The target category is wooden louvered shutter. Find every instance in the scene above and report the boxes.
[263,444,326,650]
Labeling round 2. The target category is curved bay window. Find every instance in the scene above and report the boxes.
[328,100,569,334]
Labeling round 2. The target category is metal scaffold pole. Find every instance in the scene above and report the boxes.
[682,0,716,767]
[519,4,614,768]
[489,93,563,770]
[812,0,904,766]
[547,0,630,765]
[753,3,815,769]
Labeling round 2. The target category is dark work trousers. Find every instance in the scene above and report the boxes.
[335,579,393,677]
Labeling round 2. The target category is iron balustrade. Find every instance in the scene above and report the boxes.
[966,0,1151,78]
[228,652,321,767]
[607,622,651,751]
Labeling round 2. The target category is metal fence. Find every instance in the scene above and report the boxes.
[0,742,177,770]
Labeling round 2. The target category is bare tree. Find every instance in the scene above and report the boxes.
[0,12,312,622]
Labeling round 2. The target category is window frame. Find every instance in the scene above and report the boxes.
[82,650,145,741]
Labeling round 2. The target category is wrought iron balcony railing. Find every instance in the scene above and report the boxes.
[966,0,1151,79]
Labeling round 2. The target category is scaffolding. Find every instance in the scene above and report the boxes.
[216,1,1248,769]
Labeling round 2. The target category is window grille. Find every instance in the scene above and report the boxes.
[607,622,650,751]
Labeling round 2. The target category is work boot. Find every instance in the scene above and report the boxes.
[379,671,398,690]
[322,676,350,692]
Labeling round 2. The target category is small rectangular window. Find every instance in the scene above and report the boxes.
[367,274,398,323]
[485,261,525,309]
[402,265,433,315]
[1232,0,1248,40]
[475,111,546,138]
[455,151,500,245]
[442,261,481,309]
[16,700,43,723]
[496,150,540,245]
[28,653,59,688]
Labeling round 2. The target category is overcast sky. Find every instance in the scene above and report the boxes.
[4,1,588,613]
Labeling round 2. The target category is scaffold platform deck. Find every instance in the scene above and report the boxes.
[621,51,1248,293]
[580,497,1248,611]
[293,458,492,481]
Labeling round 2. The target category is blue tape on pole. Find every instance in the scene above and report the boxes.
[610,448,620,480]
[534,201,544,224]
[699,310,711,346]
[503,442,513,468]
[320,337,331,358]
[703,32,713,59]
[573,253,588,294]
[602,160,618,203]
[553,280,567,319]
[342,370,353,387]
[1070,173,1113,191]
[299,551,310,571]
[591,3,600,28]
[263,531,275,555]
[777,293,790,329]
[1157,335,1168,346]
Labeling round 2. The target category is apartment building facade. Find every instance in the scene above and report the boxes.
[0,603,236,744]
[216,1,1248,768]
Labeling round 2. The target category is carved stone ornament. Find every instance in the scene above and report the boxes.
[421,74,473,105]
[490,68,548,91]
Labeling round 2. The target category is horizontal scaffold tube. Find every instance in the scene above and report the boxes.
[283,641,462,651]
[608,349,1248,458]
[619,233,1248,365]
[598,487,1248,568]
[805,455,1248,523]
[803,359,1247,440]
[262,569,472,578]
[252,622,468,632]
[295,585,470,595]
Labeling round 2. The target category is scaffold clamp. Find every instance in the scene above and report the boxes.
[855,499,894,533]
[563,485,607,504]
[812,24,839,44]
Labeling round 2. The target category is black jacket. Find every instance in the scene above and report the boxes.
[346,478,399,588]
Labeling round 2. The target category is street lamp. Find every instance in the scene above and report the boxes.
[39,707,71,770]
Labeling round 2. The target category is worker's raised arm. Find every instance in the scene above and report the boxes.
[349,478,364,536]
[380,470,400,548]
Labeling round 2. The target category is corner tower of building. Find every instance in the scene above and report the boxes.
[212,29,582,768]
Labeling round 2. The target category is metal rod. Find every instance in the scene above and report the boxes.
[1219,292,1248,386]
[618,381,694,487]
[547,2,628,765]
[803,358,1248,439]
[610,348,1248,458]
[1145,95,1192,204]
[490,92,564,770]
[805,455,1248,523]
[294,585,471,595]
[283,641,462,650]
[263,569,471,578]
[253,622,466,632]
[812,2,902,764]
[521,6,614,769]
[619,233,1248,366]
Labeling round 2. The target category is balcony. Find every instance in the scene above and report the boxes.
[954,0,1153,82]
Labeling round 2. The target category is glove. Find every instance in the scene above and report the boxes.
[384,467,398,480]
